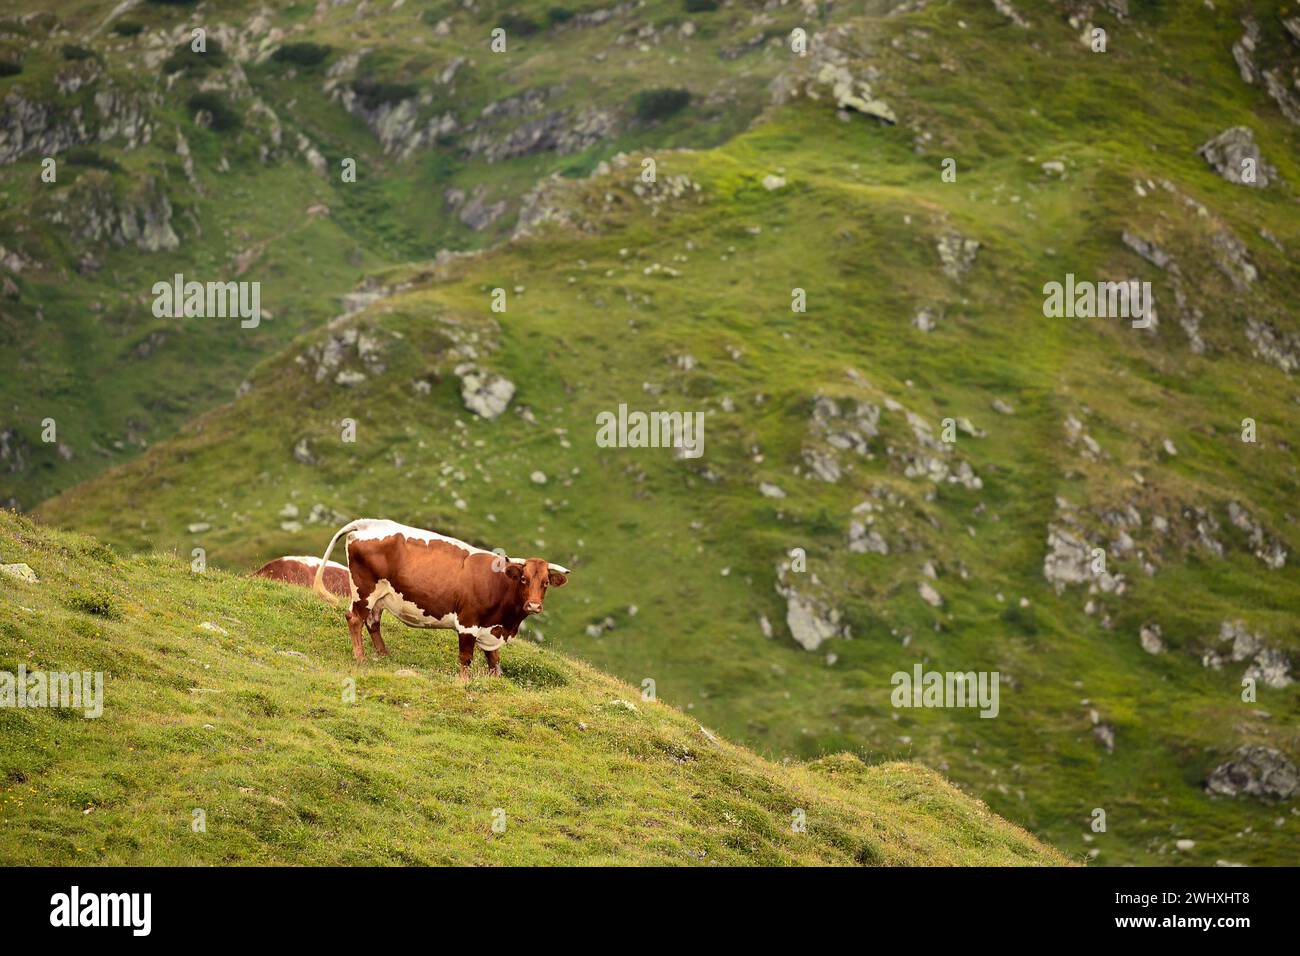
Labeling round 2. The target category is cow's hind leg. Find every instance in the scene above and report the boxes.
[456,632,475,684]
[483,647,501,678]
[346,603,366,662]
[367,609,389,657]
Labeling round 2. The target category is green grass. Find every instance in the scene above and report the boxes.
[0,510,1064,865]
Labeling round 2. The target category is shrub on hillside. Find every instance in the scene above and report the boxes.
[111,21,144,37]
[497,13,541,36]
[633,87,691,122]
[68,593,120,620]
[684,0,719,11]
[162,37,226,75]
[64,147,121,172]
[351,78,417,110]
[61,44,96,61]
[272,42,331,67]
[187,92,241,132]
[547,7,574,24]
[0,60,21,78]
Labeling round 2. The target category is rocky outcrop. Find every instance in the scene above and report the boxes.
[1196,126,1275,188]
[1205,746,1297,800]
[0,81,156,166]
[770,25,897,124]
[49,173,178,251]
[1231,17,1261,84]
[991,0,1031,29]
[465,100,618,163]
[1226,501,1287,569]
[445,185,507,231]
[0,89,92,165]
[454,364,515,420]
[1202,620,1292,688]
[1139,623,1165,654]
[0,562,39,583]
[298,324,387,385]
[803,394,879,482]
[937,232,979,280]
[774,556,850,652]
[1244,318,1300,375]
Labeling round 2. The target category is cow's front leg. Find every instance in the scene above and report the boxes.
[346,606,366,662]
[483,647,501,678]
[366,612,389,657]
[456,632,476,684]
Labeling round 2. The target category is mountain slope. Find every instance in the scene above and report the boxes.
[0,0,862,509]
[26,2,1300,865]
[0,511,1064,865]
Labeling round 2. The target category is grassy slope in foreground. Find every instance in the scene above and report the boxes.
[0,512,1066,865]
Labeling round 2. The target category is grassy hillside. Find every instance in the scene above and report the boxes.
[0,510,1065,865]
[35,1,1300,868]
[0,0,859,509]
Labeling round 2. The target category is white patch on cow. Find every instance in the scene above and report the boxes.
[282,556,348,571]
[364,578,507,651]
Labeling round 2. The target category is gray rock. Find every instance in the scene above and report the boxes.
[1231,17,1260,84]
[1121,231,1174,270]
[937,233,980,280]
[992,0,1031,29]
[52,173,178,251]
[0,563,38,584]
[1093,723,1116,753]
[1219,619,1292,688]
[1196,126,1275,188]
[455,364,515,420]
[1206,746,1298,800]
[848,521,888,555]
[770,25,897,124]
[774,559,849,652]
[456,186,507,231]
[1245,318,1300,375]
[1139,623,1165,654]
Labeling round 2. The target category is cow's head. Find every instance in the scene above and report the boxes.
[505,558,568,615]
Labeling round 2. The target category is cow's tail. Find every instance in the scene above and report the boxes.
[313,519,368,607]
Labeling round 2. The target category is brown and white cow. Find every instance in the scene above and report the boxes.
[253,556,352,599]
[312,519,569,680]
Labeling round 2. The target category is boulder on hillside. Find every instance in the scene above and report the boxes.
[1205,746,1298,800]
[1196,126,1275,188]
[455,364,515,420]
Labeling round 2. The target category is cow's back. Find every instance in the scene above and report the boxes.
[254,557,351,599]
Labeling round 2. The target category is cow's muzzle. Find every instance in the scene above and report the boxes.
[524,602,543,614]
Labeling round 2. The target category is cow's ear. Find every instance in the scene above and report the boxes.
[504,563,524,582]
[548,570,567,588]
